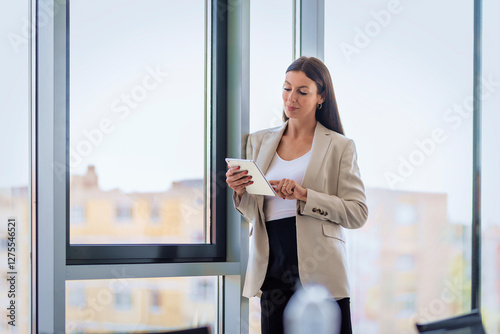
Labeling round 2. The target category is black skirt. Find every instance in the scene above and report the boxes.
[259,216,353,334]
[261,216,300,291]
[260,216,300,334]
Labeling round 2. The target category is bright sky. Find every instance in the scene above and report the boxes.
[1,0,499,225]
[68,0,205,193]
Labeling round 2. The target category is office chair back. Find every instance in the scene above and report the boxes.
[415,309,485,334]
[146,326,211,334]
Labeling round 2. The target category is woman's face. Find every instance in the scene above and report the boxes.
[282,70,324,122]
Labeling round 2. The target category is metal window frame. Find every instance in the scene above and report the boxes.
[34,0,250,333]
[29,0,37,331]
[298,0,484,314]
[35,0,68,331]
[294,0,483,310]
[297,0,324,60]
[63,0,227,265]
[34,0,482,333]
[471,0,482,311]
[225,0,251,332]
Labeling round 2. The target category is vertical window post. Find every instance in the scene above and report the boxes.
[297,0,325,59]
[471,0,482,311]
[35,0,68,332]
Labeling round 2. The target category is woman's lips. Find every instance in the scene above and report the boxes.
[286,106,298,111]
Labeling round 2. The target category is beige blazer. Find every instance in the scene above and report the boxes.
[233,120,368,299]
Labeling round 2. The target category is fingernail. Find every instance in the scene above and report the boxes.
[250,181,254,184]
[282,197,285,200]
[237,166,240,170]
[244,171,248,174]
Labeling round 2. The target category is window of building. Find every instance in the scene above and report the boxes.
[325,0,473,331]
[115,202,132,223]
[150,288,161,313]
[67,286,86,308]
[65,0,227,264]
[114,290,133,311]
[71,205,86,225]
[481,0,500,329]
[395,255,415,272]
[150,199,160,224]
[66,277,217,333]
[248,1,294,331]
[395,203,418,226]
[28,0,497,332]
[396,293,417,318]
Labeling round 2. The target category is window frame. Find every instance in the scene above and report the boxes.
[64,0,228,265]
[35,0,247,332]
[31,0,487,332]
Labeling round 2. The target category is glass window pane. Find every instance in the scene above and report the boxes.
[248,1,294,332]
[482,0,500,331]
[249,0,294,133]
[69,0,208,244]
[325,0,473,332]
[66,276,218,333]
[0,1,31,333]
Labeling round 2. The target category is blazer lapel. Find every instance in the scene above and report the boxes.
[255,121,288,174]
[302,121,333,189]
[254,121,288,220]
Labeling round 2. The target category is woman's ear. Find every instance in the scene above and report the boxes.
[318,93,325,105]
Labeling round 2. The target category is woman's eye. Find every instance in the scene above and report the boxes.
[283,88,307,95]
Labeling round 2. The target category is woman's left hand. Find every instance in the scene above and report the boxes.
[269,179,307,202]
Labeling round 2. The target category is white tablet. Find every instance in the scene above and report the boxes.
[226,158,278,197]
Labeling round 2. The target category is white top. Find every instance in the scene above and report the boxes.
[264,149,312,222]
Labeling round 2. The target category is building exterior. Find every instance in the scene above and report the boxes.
[70,165,206,244]
[65,166,216,332]
[347,188,470,333]
[482,225,500,332]
[2,167,498,333]
[248,187,474,334]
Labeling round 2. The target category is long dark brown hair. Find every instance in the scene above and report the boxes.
[283,56,344,135]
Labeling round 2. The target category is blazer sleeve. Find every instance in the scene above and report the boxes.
[297,139,368,229]
[232,133,258,223]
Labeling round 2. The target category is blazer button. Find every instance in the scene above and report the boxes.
[324,212,328,216]
[312,208,317,213]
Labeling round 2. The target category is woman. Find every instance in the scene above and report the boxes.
[226,56,368,334]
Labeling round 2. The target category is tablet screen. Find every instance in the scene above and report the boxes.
[226,158,278,196]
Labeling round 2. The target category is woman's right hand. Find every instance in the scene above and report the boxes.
[226,166,253,200]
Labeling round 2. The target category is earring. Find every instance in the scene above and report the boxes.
[318,103,323,110]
